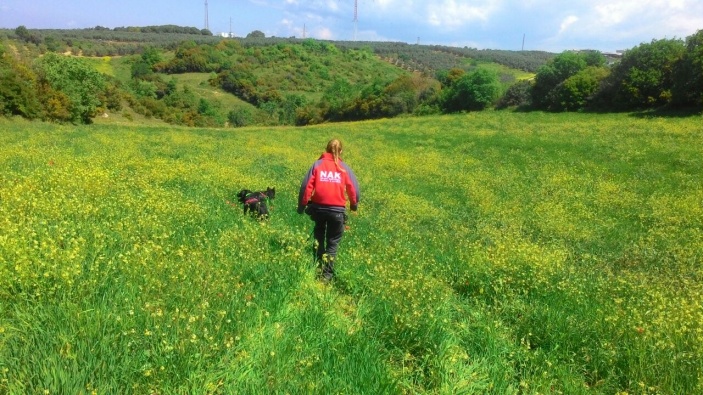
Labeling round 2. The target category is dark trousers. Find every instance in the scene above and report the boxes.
[312,210,345,279]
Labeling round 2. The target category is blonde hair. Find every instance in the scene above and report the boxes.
[325,138,346,172]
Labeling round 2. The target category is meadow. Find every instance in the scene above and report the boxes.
[0,111,701,394]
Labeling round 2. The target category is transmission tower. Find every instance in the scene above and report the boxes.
[204,0,209,31]
[353,0,358,41]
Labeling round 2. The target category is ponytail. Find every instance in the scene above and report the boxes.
[325,138,346,172]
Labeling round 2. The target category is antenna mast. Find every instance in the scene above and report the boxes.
[204,0,209,31]
[353,0,358,41]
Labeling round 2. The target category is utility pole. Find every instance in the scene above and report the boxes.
[204,0,209,31]
[353,0,358,41]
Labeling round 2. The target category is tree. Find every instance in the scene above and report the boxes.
[36,53,107,123]
[44,36,64,52]
[278,94,307,125]
[141,47,162,66]
[672,29,703,108]
[228,106,254,127]
[320,78,356,121]
[15,25,30,40]
[131,59,153,79]
[581,50,607,67]
[442,68,501,112]
[599,38,685,110]
[551,66,610,111]
[531,51,588,109]
[436,68,465,87]
[197,98,217,117]
[15,25,41,45]
[0,52,42,119]
[246,30,266,39]
[381,75,418,116]
[496,79,533,109]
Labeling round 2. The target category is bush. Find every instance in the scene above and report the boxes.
[672,29,703,108]
[35,52,107,123]
[550,66,610,111]
[0,52,42,119]
[496,80,533,109]
[598,38,686,110]
[442,68,501,112]
[531,51,588,109]
[227,106,254,127]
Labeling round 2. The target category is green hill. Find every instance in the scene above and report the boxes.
[2,26,543,127]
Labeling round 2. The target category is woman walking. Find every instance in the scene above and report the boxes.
[298,139,360,282]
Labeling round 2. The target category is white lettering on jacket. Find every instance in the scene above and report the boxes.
[320,170,342,183]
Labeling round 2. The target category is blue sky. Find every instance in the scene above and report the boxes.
[1,0,702,53]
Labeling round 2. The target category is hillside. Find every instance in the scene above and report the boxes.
[4,25,700,127]
[1,27,554,72]
[1,27,540,127]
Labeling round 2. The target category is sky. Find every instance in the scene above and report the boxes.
[1,0,702,53]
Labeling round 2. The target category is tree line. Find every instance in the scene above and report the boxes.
[499,32,703,112]
[3,26,557,72]
[1,26,701,127]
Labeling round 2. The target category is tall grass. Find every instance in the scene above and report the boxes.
[1,111,701,394]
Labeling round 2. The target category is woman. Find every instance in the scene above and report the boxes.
[297,138,360,282]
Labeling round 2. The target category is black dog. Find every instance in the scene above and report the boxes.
[236,187,275,219]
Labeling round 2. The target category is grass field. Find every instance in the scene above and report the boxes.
[1,111,701,394]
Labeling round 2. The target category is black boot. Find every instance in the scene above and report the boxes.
[320,254,335,283]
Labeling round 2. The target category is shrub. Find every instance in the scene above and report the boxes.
[35,52,107,123]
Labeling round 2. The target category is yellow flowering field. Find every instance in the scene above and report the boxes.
[0,111,701,394]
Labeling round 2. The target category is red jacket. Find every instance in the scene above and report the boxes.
[298,153,360,213]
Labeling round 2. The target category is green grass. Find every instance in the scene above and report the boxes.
[473,61,535,81]
[166,73,244,104]
[1,111,702,394]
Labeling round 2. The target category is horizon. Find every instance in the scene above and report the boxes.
[1,1,701,53]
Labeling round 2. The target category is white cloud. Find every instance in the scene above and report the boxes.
[317,27,334,40]
[290,0,341,12]
[373,0,417,12]
[523,0,702,51]
[587,0,701,43]
[325,0,341,12]
[426,0,501,28]
[268,0,702,50]
[356,28,395,42]
[558,15,578,34]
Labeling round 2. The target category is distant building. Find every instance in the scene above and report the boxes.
[603,50,625,65]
